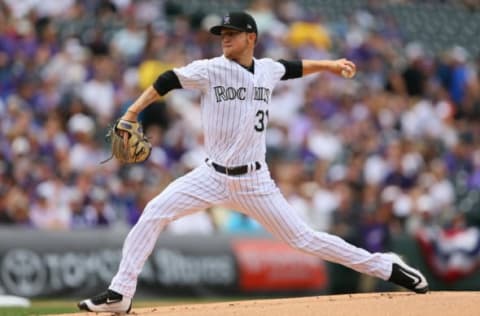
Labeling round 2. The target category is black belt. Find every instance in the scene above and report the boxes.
[206,159,261,176]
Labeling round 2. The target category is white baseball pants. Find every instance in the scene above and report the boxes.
[110,163,393,298]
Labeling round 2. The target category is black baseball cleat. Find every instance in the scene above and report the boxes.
[77,289,132,313]
[387,253,429,294]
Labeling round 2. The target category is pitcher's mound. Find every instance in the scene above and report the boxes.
[60,291,478,316]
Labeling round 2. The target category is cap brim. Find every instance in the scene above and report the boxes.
[210,25,245,35]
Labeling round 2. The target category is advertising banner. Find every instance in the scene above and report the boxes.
[0,228,328,298]
[232,239,327,292]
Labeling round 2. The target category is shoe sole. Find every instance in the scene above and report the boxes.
[415,285,429,294]
[77,301,132,314]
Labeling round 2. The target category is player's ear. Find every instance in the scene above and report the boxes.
[248,32,257,45]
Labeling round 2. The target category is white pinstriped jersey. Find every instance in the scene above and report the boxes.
[173,55,286,166]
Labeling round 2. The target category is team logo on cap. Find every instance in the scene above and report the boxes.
[247,24,252,29]
[223,15,230,24]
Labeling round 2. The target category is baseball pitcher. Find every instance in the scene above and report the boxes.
[79,12,428,313]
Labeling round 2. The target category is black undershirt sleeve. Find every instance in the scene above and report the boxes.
[152,70,182,96]
[278,59,303,80]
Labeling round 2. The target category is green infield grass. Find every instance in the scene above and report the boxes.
[0,297,243,316]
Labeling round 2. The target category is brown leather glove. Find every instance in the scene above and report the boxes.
[102,119,152,164]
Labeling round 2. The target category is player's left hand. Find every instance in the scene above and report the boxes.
[332,58,356,78]
[101,119,152,164]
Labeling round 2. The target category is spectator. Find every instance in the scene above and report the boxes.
[84,186,117,227]
[0,0,478,241]
[30,184,69,230]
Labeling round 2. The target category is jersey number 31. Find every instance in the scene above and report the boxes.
[255,110,269,132]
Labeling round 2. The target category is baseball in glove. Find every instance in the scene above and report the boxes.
[101,119,152,164]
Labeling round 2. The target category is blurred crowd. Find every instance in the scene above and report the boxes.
[0,0,479,252]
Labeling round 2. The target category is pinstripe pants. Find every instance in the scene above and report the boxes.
[110,163,392,298]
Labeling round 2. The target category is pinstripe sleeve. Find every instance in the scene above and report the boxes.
[173,59,209,91]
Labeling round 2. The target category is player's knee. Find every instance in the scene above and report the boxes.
[142,200,157,216]
[139,200,172,222]
[285,236,309,250]
[283,228,318,251]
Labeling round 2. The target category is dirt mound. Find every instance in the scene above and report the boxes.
[58,291,478,316]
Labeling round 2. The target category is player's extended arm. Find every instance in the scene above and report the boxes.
[121,86,160,121]
[122,70,182,121]
[302,59,356,77]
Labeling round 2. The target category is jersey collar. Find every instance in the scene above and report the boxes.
[222,55,255,74]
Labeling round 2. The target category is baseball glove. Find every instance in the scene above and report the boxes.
[101,119,152,164]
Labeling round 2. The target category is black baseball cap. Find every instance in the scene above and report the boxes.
[210,12,258,36]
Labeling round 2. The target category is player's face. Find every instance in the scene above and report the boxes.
[220,29,251,59]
